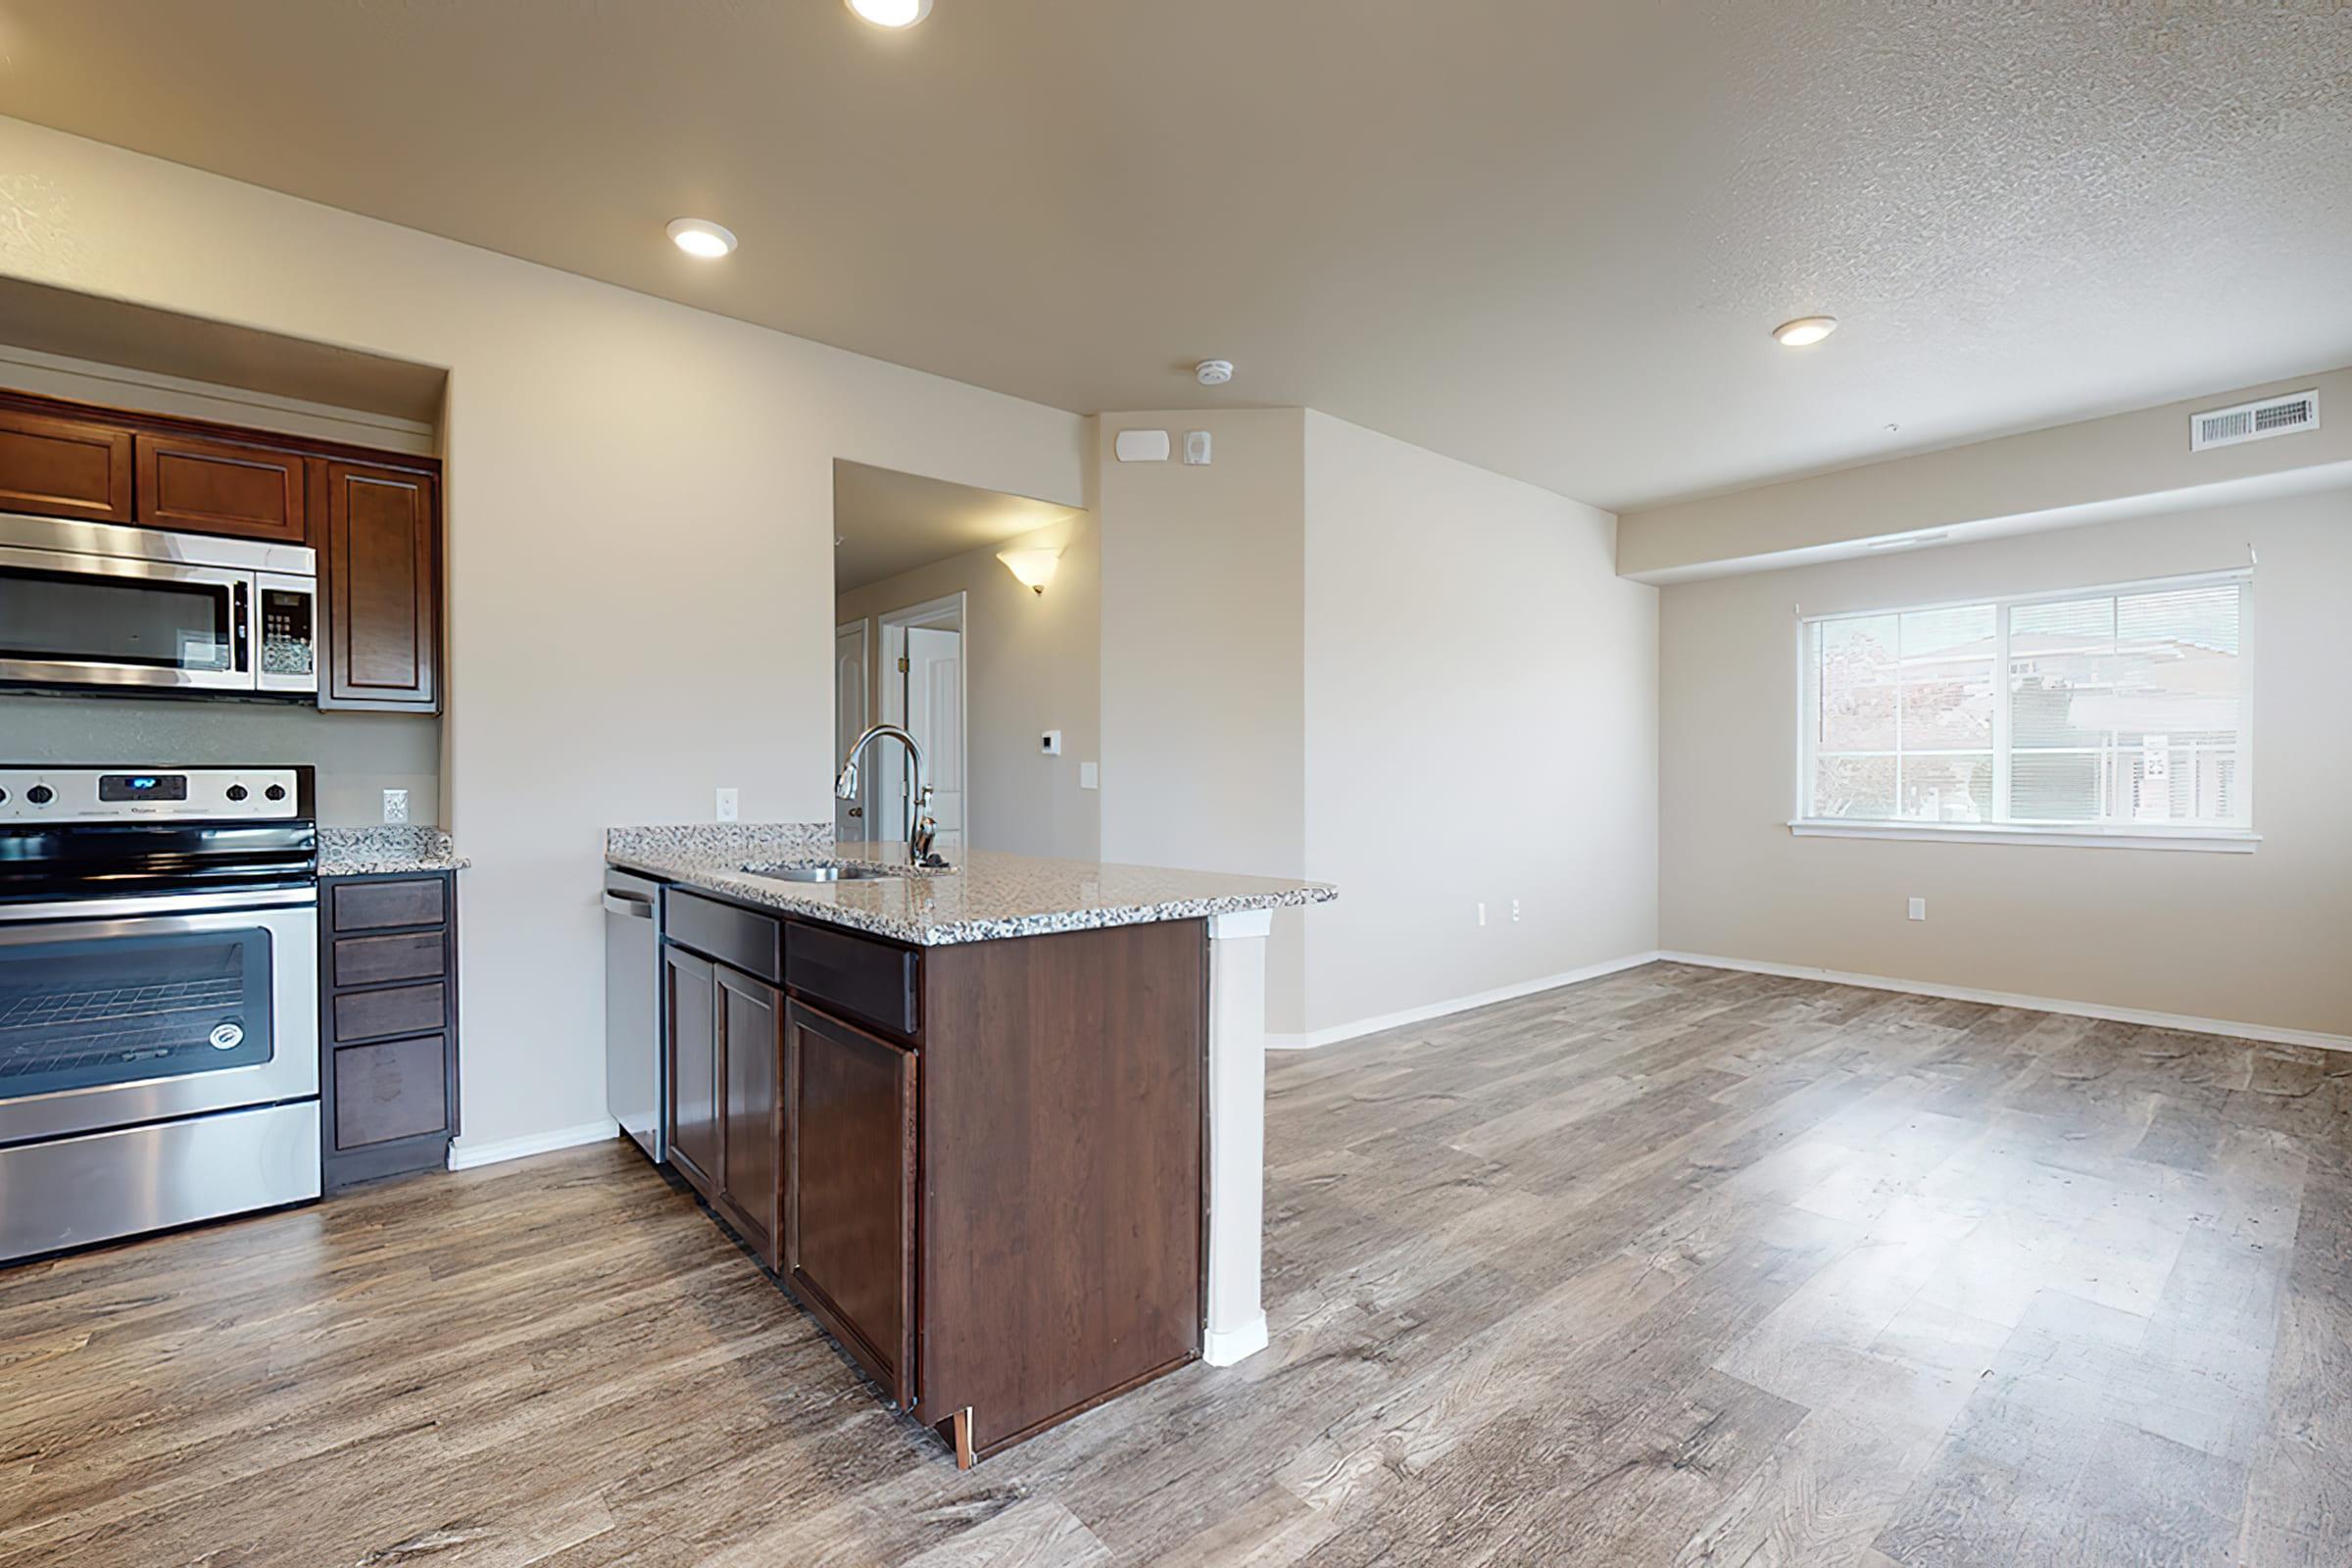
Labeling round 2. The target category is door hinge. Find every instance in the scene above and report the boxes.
[897,656,909,673]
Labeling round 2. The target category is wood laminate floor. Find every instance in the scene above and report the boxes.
[3,961,2348,1566]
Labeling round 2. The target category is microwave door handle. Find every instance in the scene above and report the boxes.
[231,580,251,673]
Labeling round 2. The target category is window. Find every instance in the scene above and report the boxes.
[1796,571,2253,849]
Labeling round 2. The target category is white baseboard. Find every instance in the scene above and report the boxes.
[1202,1312,1270,1367]
[1267,951,1665,1052]
[1657,952,2352,1054]
[446,1118,619,1171]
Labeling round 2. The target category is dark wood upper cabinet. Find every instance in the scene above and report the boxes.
[784,999,918,1409]
[323,461,439,712]
[132,433,308,544]
[666,944,721,1201]
[0,406,133,523]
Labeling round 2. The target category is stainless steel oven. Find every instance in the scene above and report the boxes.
[0,766,320,1262]
[0,514,318,695]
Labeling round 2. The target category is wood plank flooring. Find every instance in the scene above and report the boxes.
[3,960,2347,1566]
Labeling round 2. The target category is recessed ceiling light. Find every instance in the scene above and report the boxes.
[1773,316,1838,348]
[666,218,737,259]
[847,0,932,26]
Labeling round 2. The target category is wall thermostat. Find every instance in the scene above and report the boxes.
[1114,428,1171,463]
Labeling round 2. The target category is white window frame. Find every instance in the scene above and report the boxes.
[1791,567,2257,853]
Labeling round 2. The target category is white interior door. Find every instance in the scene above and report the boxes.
[902,624,964,850]
[833,622,870,842]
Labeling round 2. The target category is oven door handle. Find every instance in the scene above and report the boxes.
[0,885,318,925]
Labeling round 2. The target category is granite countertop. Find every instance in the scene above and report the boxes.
[318,825,469,876]
[605,824,1334,947]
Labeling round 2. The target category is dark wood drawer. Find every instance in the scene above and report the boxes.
[788,922,921,1042]
[333,930,445,989]
[666,891,783,985]
[333,1035,449,1148]
[333,981,446,1044]
[331,877,446,932]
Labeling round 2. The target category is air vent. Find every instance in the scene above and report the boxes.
[2191,389,2319,452]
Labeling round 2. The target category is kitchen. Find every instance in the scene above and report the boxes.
[0,284,1333,1484]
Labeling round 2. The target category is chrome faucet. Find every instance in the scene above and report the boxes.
[834,723,945,867]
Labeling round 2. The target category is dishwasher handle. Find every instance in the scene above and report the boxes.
[602,890,655,919]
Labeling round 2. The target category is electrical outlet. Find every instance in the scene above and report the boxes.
[1908,897,1927,921]
[381,789,409,824]
[1510,899,1522,923]
[715,787,739,822]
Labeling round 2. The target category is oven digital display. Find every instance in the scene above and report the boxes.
[98,773,190,803]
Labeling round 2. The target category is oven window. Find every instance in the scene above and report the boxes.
[0,927,273,1100]
[0,565,235,672]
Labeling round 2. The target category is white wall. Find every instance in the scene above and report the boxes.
[1658,486,2352,1037]
[834,512,1101,860]
[1098,410,1310,1028]
[0,116,1089,1154]
[1301,413,1658,1036]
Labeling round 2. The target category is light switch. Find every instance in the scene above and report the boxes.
[1907,897,1927,921]
[1041,729,1063,756]
[1079,761,1099,790]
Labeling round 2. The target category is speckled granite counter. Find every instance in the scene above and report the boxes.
[604,825,1334,947]
[318,825,469,876]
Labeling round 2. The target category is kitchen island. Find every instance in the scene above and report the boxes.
[604,825,1333,1465]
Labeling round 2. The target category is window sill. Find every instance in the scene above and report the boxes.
[1787,820,2261,854]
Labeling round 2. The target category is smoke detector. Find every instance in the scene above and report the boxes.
[1195,360,1234,387]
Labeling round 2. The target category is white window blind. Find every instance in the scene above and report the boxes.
[1799,571,2251,838]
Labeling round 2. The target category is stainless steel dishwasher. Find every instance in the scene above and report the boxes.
[603,868,664,1163]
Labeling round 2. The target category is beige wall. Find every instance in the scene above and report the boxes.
[0,116,1089,1153]
[1620,365,2352,580]
[1302,413,1658,1035]
[1098,410,1309,1028]
[1658,486,2352,1036]
[0,695,440,827]
[833,512,1101,860]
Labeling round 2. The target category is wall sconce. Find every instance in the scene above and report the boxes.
[998,546,1062,595]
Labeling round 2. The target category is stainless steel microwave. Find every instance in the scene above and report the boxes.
[0,514,318,696]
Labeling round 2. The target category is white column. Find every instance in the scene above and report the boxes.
[1203,907,1272,1366]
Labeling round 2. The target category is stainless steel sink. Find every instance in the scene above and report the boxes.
[741,860,906,882]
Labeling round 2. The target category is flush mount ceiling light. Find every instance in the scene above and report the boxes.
[847,0,932,25]
[1773,316,1838,348]
[665,218,737,259]
[998,546,1062,595]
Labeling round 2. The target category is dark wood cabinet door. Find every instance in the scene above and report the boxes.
[717,966,783,1265]
[132,434,307,543]
[664,945,720,1200]
[784,1001,917,1408]
[323,461,439,711]
[0,406,133,522]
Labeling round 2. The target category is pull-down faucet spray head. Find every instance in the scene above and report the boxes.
[833,758,860,800]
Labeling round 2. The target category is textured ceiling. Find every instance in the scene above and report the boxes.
[833,461,1076,593]
[0,2,2345,510]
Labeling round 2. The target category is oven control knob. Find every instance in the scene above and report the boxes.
[25,785,52,806]
[265,784,287,802]
[225,785,249,803]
